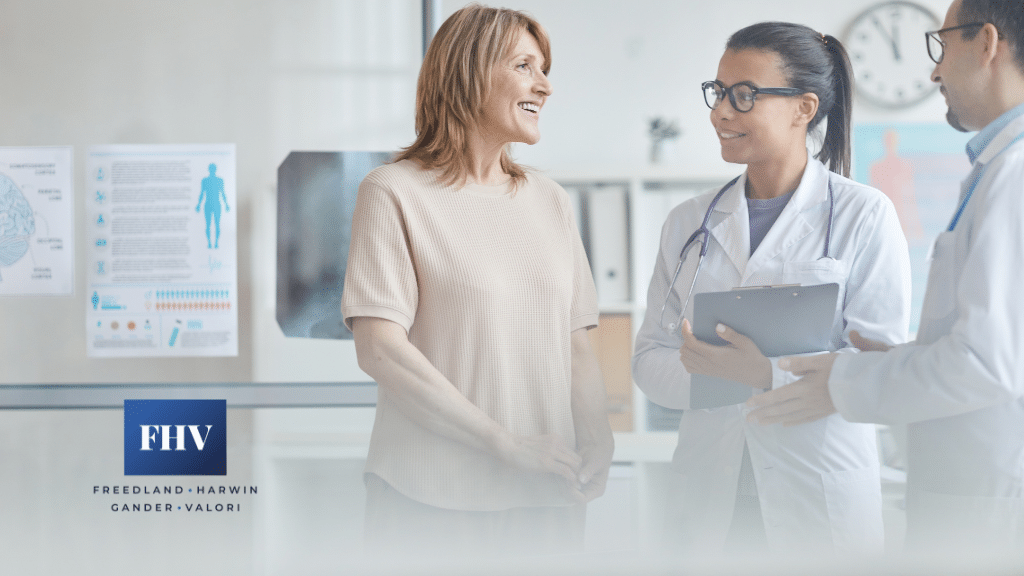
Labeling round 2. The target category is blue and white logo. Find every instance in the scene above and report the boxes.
[124,399,226,476]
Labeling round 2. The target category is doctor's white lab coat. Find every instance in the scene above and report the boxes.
[632,154,911,556]
[830,114,1024,552]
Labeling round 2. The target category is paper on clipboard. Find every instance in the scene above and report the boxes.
[689,282,840,409]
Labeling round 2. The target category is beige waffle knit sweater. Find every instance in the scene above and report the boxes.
[342,159,599,511]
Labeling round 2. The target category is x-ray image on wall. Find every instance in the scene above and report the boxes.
[276,151,391,339]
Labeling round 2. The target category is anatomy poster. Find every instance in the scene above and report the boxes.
[0,146,74,295]
[86,144,238,357]
[854,123,972,335]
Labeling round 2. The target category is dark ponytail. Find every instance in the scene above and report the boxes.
[726,23,855,177]
[821,34,853,178]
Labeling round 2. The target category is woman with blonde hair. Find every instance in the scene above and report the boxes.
[342,4,613,557]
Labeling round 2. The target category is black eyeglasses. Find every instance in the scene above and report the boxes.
[701,80,804,113]
[925,22,1002,64]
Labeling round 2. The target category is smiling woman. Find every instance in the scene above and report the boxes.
[340,3,613,560]
[393,4,552,189]
[476,32,552,151]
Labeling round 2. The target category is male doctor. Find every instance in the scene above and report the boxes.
[745,0,1024,553]
[747,0,1024,552]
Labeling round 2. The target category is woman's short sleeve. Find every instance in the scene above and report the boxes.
[341,176,419,332]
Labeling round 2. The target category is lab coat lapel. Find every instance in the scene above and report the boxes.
[708,176,750,279]
[743,154,827,281]
[977,113,1024,165]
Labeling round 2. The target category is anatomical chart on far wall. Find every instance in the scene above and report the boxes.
[86,144,238,358]
[0,146,74,296]
[854,123,973,335]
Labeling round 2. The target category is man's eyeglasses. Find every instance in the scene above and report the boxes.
[701,80,804,113]
[925,22,1002,64]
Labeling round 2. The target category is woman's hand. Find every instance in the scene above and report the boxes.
[355,318,607,501]
[494,433,585,496]
[356,317,569,471]
[576,437,614,502]
[568,327,615,503]
[679,319,772,389]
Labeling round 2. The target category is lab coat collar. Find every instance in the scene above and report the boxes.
[710,150,825,281]
[708,174,751,278]
[785,149,831,212]
[975,112,1024,166]
[967,101,1024,164]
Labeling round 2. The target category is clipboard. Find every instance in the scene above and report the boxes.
[689,283,840,409]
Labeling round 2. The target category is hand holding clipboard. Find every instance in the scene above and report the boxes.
[680,318,774,390]
[686,283,841,410]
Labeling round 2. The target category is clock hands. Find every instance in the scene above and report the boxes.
[870,14,902,62]
[847,1,941,108]
[892,21,902,62]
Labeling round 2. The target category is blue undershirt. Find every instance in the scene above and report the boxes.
[747,189,796,256]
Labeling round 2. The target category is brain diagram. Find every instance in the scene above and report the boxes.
[0,174,35,279]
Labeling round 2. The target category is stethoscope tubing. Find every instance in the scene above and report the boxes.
[658,173,835,330]
[657,175,740,328]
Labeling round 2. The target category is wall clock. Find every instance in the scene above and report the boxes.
[844,1,941,108]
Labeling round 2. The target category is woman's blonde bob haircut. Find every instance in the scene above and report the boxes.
[395,4,551,189]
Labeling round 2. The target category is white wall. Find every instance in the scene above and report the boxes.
[445,0,953,177]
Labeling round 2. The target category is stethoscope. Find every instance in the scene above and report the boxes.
[658,174,836,330]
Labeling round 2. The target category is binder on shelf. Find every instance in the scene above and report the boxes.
[632,191,669,307]
[586,185,630,304]
[632,185,706,306]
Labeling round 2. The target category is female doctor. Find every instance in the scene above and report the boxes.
[632,22,911,556]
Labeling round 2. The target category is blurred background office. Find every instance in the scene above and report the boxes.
[0,0,974,574]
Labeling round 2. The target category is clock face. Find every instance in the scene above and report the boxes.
[845,1,941,108]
